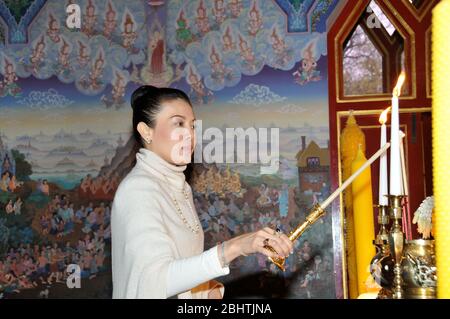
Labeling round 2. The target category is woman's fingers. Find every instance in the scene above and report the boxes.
[257,230,292,257]
[279,233,294,252]
[256,245,279,260]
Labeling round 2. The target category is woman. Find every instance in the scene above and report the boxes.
[111,85,293,299]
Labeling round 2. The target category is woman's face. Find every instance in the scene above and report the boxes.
[140,98,196,166]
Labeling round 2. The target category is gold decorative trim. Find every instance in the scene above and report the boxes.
[420,117,427,196]
[335,107,431,299]
[425,25,431,99]
[401,0,437,22]
[335,0,417,103]
[335,111,347,299]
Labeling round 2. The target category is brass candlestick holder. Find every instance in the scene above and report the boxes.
[374,205,390,255]
[387,195,405,299]
[371,204,394,298]
[265,203,325,271]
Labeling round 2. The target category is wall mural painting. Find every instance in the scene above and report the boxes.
[0,0,339,299]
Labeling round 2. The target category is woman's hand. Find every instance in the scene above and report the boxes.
[223,227,294,265]
[240,227,293,259]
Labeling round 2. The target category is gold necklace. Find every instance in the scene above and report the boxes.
[162,175,200,234]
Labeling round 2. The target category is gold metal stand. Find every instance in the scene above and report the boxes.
[387,195,405,299]
[374,205,390,255]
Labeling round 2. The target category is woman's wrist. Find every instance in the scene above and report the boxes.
[225,236,246,262]
[217,234,250,267]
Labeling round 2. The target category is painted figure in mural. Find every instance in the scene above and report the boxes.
[79,174,92,197]
[122,13,138,51]
[248,1,263,37]
[82,51,104,91]
[228,0,243,18]
[29,36,46,74]
[103,172,120,194]
[102,70,127,108]
[82,0,97,37]
[212,0,227,26]
[46,13,61,44]
[270,28,291,67]
[8,175,17,193]
[111,85,293,298]
[195,0,210,35]
[1,57,21,97]
[176,10,193,47]
[293,41,321,85]
[111,71,126,105]
[103,1,117,39]
[257,183,272,208]
[222,26,236,52]
[149,30,165,75]
[5,199,14,214]
[57,38,72,72]
[77,40,90,68]
[187,66,213,105]
[238,35,257,71]
[0,172,9,192]
[209,45,229,84]
[41,179,50,196]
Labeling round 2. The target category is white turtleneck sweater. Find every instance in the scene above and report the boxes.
[111,148,229,299]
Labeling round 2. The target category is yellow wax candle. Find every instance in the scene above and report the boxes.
[340,113,366,298]
[351,147,376,295]
[432,0,450,299]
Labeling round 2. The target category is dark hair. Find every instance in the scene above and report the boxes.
[130,85,192,146]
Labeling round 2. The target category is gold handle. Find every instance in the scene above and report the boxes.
[265,204,326,271]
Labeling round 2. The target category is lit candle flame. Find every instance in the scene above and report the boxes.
[379,107,391,125]
[393,72,406,97]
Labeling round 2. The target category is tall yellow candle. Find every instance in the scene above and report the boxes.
[340,112,366,298]
[432,0,450,299]
[351,146,376,295]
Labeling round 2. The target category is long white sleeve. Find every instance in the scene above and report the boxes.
[166,245,230,298]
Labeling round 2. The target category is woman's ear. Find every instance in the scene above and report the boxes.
[137,122,153,145]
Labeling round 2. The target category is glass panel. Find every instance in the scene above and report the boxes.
[342,1,406,96]
[343,25,383,95]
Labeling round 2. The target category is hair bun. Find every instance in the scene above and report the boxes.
[130,85,159,110]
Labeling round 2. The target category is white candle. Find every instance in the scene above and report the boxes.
[399,131,408,196]
[390,73,405,196]
[379,108,390,205]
